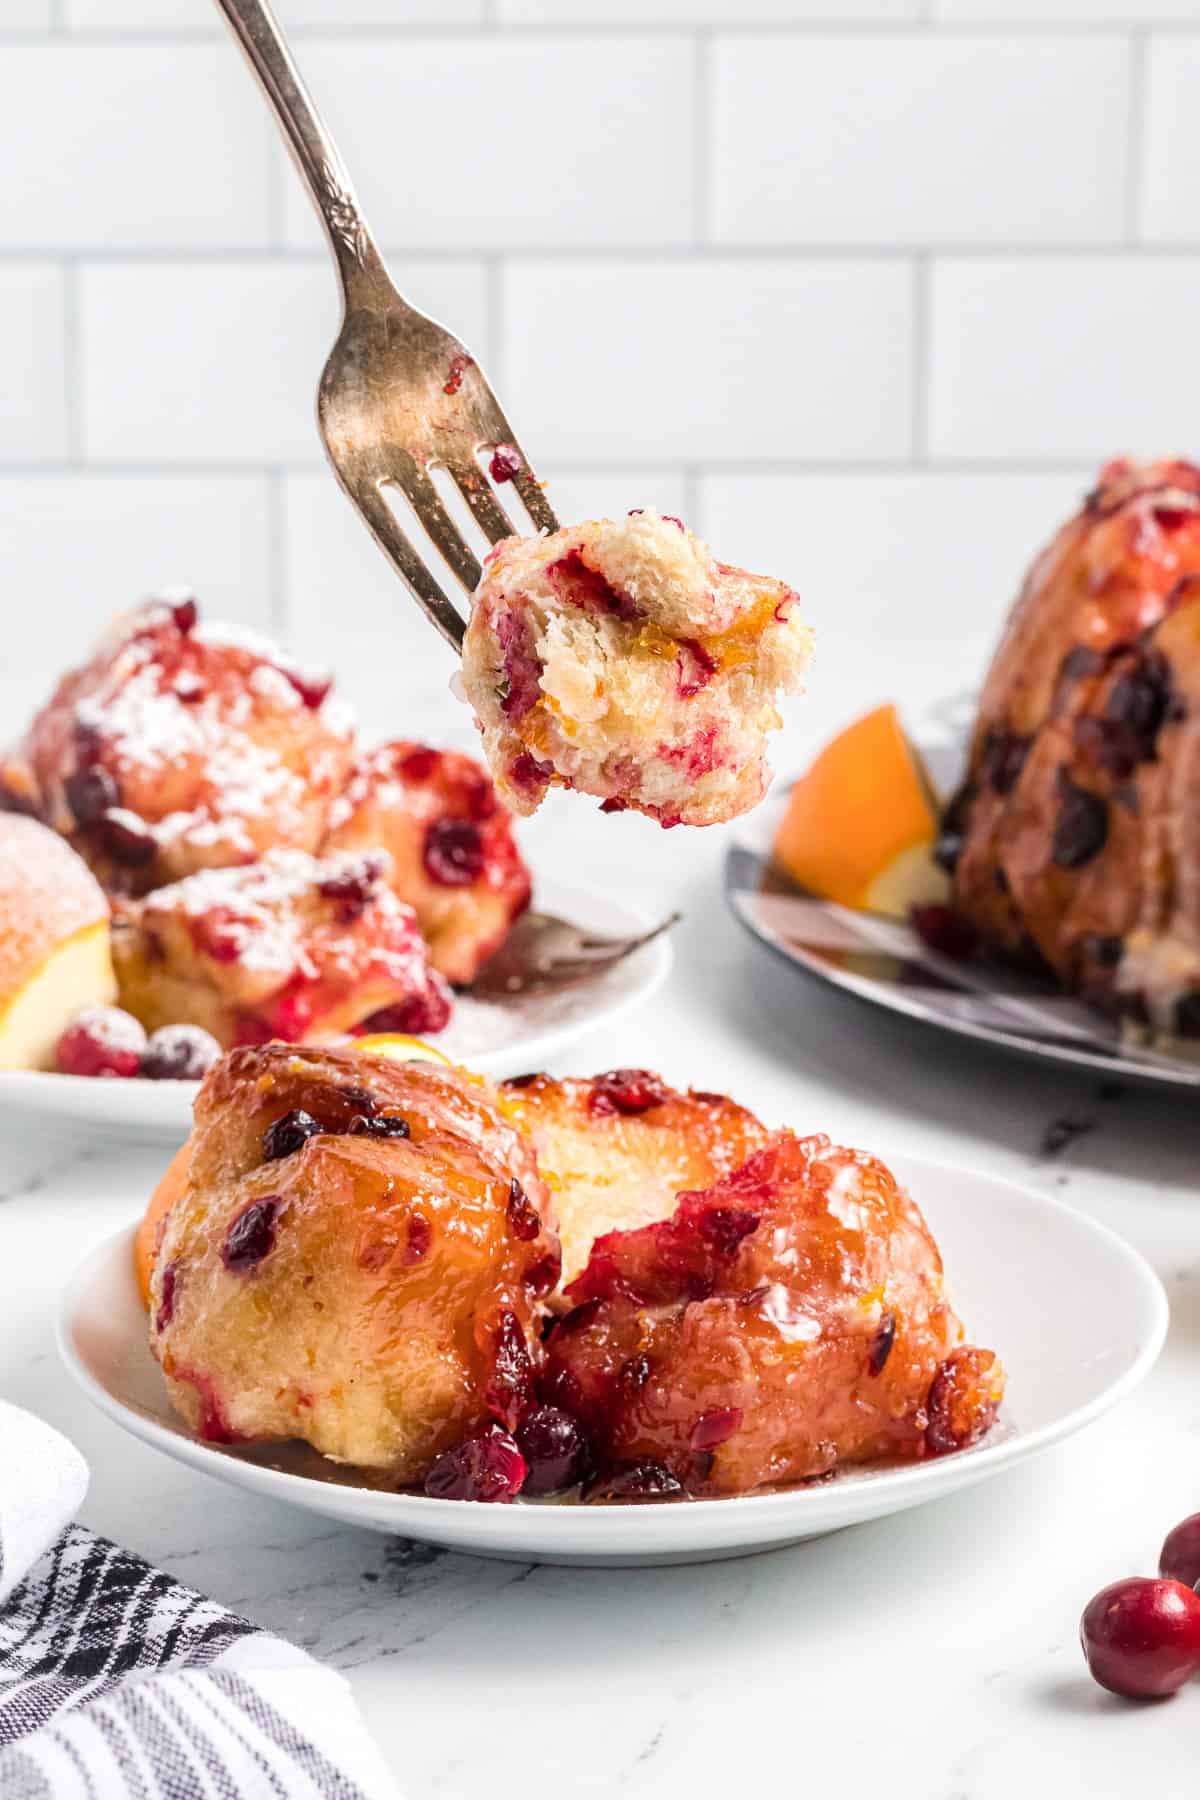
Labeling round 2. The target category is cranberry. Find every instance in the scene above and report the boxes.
[169,595,198,634]
[524,1248,562,1296]
[1052,776,1108,870]
[101,809,157,868]
[676,637,718,699]
[1081,1578,1200,1700]
[423,819,484,888]
[1107,657,1170,744]
[505,1177,541,1242]
[268,993,315,1044]
[697,1206,759,1258]
[516,1406,590,1495]
[443,352,473,398]
[399,746,439,782]
[690,1407,742,1451]
[599,797,629,814]
[868,1309,897,1376]
[589,1069,669,1117]
[503,1071,543,1090]
[508,749,552,796]
[910,905,978,961]
[348,1112,411,1140]
[484,1309,535,1430]
[489,444,523,483]
[263,1108,321,1162]
[282,665,333,710]
[155,1260,180,1333]
[140,1024,221,1081]
[223,1197,280,1271]
[980,727,1030,796]
[584,1462,686,1505]
[1160,1515,1200,1590]
[174,671,205,704]
[64,763,118,827]
[318,855,385,916]
[56,1006,146,1078]
[361,984,452,1037]
[619,1352,651,1394]
[1174,993,1200,1039]
[1082,933,1124,970]
[406,1211,432,1262]
[424,1423,526,1502]
[1060,645,1108,684]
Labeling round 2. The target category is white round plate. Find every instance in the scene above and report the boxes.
[727,756,1200,1093]
[59,1153,1166,1567]
[0,880,672,1143]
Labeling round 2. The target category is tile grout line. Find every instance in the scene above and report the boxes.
[485,255,505,394]
[0,457,1099,479]
[1125,27,1148,247]
[266,467,289,639]
[60,256,83,468]
[911,252,930,467]
[8,22,1200,42]
[692,29,712,252]
[7,244,1200,264]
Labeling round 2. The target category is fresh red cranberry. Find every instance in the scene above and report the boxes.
[508,750,552,796]
[406,1211,432,1262]
[515,1406,590,1495]
[1081,1578,1200,1699]
[348,1111,411,1140]
[155,1260,180,1333]
[599,797,628,814]
[399,746,439,782]
[223,1197,281,1271]
[547,550,635,620]
[318,855,385,916]
[361,984,452,1037]
[282,665,333,710]
[589,1069,669,1117]
[169,595,198,634]
[868,1309,897,1376]
[484,1309,535,1430]
[506,1178,541,1242]
[101,809,157,868]
[690,1407,742,1451]
[56,1006,146,1078]
[64,764,118,827]
[140,1024,221,1081]
[489,444,523,483]
[910,905,979,961]
[424,1423,526,1502]
[1160,1515,1200,1591]
[584,1462,686,1505]
[263,1108,321,1162]
[1052,775,1109,870]
[423,819,485,887]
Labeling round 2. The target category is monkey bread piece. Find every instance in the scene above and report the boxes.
[497,1068,771,1291]
[149,1045,560,1478]
[461,510,813,828]
[946,459,1200,1039]
[324,740,532,985]
[545,1132,1003,1498]
[111,848,452,1048]
[3,594,355,894]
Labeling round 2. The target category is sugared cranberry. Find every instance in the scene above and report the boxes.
[489,444,523,483]
[282,665,333,710]
[589,1069,669,1117]
[910,905,978,961]
[584,1462,686,1505]
[140,1024,221,1081]
[101,809,157,868]
[223,1197,280,1271]
[263,1108,321,1162]
[690,1407,742,1452]
[318,855,384,917]
[1052,776,1108,870]
[1160,1515,1200,1591]
[515,1406,590,1495]
[360,984,452,1037]
[1081,1578,1200,1700]
[868,1309,897,1376]
[64,764,118,827]
[56,1006,146,1078]
[348,1111,411,1140]
[423,818,485,888]
[424,1423,526,1502]
[506,1178,541,1241]
[155,1260,180,1333]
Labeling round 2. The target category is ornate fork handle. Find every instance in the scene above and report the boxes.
[214,0,390,306]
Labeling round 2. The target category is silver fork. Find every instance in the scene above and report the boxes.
[215,0,559,655]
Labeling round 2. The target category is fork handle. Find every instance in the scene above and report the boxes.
[214,0,389,304]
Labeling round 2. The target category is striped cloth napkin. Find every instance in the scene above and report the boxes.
[0,1400,396,1799]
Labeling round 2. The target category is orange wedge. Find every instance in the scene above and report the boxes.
[773,703,948,917]
[134,1141,192,1310]
[353,1033,452,1067]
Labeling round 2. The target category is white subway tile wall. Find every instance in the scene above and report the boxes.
[4,4,1197,758]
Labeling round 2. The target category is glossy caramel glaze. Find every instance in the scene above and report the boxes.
[497,1068,771,1291]
[3,598,355,895]
[324,740,531,985]
[545,1132,1003,1497]
[949,459,1200,1037]
[150,1045,559,1479]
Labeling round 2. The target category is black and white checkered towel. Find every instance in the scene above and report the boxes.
[0,1400,396,1798]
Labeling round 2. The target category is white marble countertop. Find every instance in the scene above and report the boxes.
[2,800,1198,1798]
